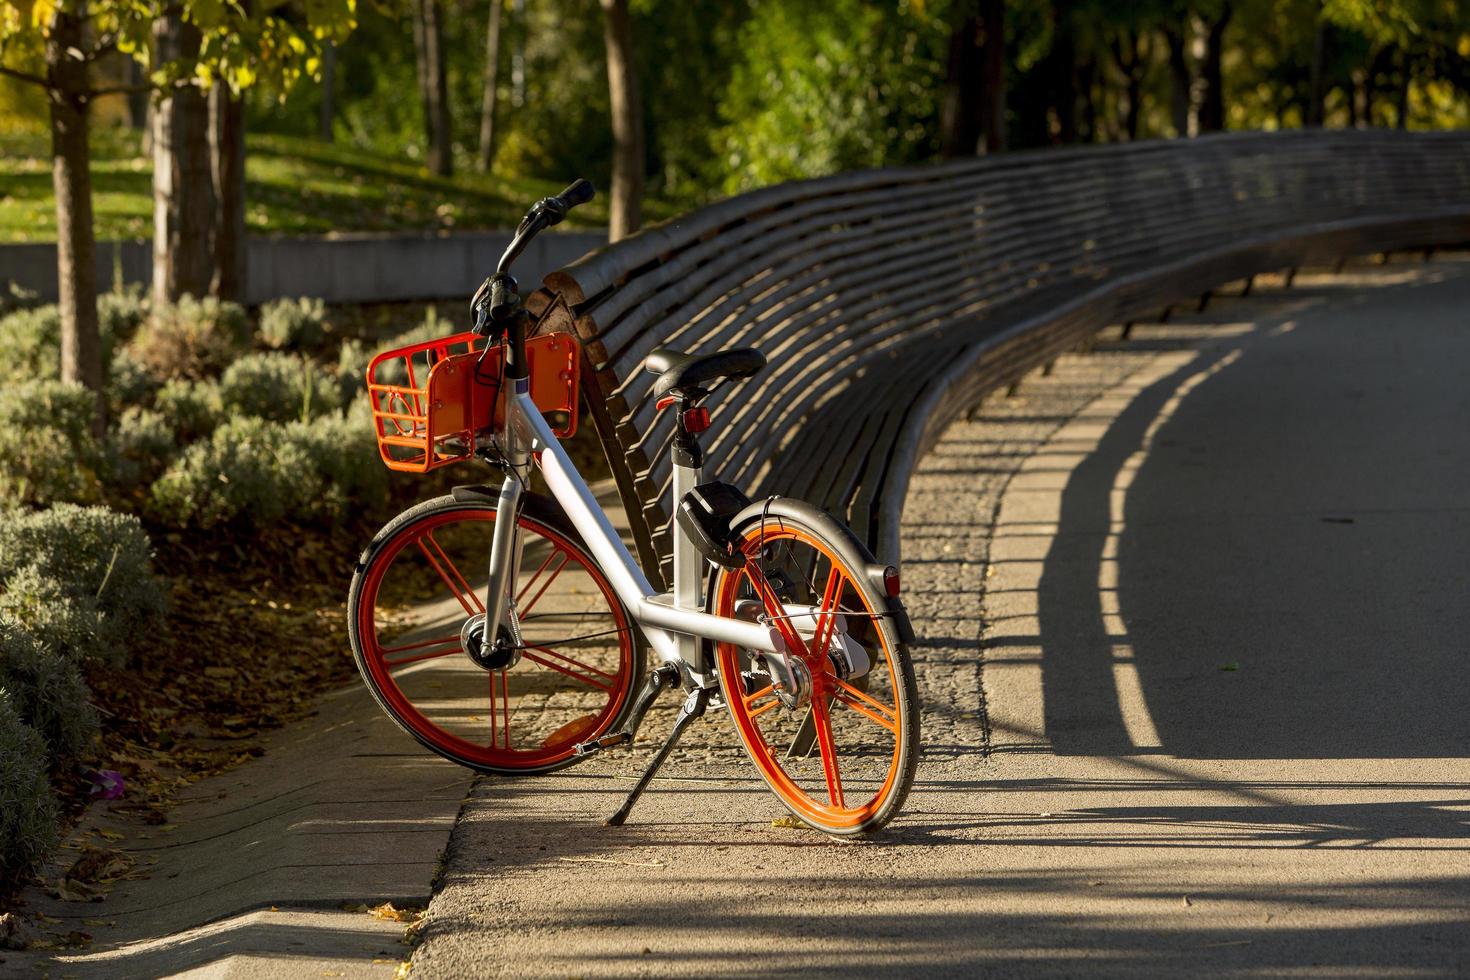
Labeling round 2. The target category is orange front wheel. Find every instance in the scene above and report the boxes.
[712,515,919,835]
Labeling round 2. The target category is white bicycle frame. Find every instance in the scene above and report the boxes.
[480,376,787,689]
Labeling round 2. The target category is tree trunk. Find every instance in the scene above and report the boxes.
[126,57,148,132]
[412,0,453,176]
[319,41,336,143]
[1111,32,1146,141]
[940,0,1006,155]
[46,11,104,431]
[1078,57,1097,142]
[1164,26,1192,137]
[210,86,247,302]
[977,0,1005,152]
[478,0,503,172]
[152,14,215,304]
[1307,15,1327,126]
[1396,48,1412,129]
[1049,7,1077,144]
[1196,4,1232,133]
[1353,67,1371,127]
[599,0,643,241]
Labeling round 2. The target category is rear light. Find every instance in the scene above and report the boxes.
[882,566,900,597]
[682,406,711,434]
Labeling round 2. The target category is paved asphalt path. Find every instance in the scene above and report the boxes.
[407,260,1470,978]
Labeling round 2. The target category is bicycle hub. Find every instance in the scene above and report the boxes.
[461,613,520,671]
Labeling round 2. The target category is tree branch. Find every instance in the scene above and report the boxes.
[88,81,159,97]
[0,63,49,89]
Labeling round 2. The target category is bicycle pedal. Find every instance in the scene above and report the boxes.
[573,731,631,757]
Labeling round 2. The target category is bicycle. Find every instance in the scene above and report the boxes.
[348,180,920,835]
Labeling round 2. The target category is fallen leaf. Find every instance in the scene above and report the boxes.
[771,816,805,830]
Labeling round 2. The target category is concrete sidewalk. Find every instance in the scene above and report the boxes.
[4,682,473,978]
[407,259,1470,978]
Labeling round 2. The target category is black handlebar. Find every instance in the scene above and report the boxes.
[556,178,596,209]
[472,178,596,336]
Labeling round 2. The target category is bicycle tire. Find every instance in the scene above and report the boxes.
[348,492,643,775]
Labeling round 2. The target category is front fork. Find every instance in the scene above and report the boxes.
[481,471,525,650]
[482,379,531,648]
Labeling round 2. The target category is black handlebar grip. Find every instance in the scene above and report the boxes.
[556,178,595,209]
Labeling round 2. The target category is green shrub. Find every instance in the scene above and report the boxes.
[283,411,389,522]
[0,292,140,388]
[97,287,148,344]
[335,338,371,403]
[0,505,168,665]
[107,347,161,411]
[0,690,59,878]
[0,568,102,666]
[127,296,250,380]
[218,351,345,423]
[0,381,103,506]
[149,416,316,528]
[0,623,98,764]
[105,407,177,491]
[153,377,225,444]
[258,296,328,350]
[149,411,387,529]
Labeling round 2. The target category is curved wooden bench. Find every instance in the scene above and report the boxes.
[527,130,1470,585]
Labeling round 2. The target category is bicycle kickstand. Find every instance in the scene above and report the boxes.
[606,686,710,827]
[573,662,680,759]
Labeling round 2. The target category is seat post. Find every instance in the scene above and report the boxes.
[670,409,709,682]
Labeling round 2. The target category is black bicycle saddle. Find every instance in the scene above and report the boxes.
[645,346,767,399]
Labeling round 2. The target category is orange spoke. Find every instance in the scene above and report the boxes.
[488,670,511,748]
[832,690,897,733]
[521,648,613,691]
[744,683,781,720]
[519,552,571,617]
[384,638,464,669]
[810,698,845,809]
[809,567,843,658]
[832,677,896,726]
[500,670,510,749]
[742,562,808,659]
[488,670,499,747]
[515,547,560,605]
[417,536,484,616]
[381,632,462,655]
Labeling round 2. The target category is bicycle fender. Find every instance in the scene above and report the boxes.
[726,496,916,644]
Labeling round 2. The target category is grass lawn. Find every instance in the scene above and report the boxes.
[0,128,645,243]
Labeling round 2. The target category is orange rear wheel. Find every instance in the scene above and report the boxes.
[712,518,918,835]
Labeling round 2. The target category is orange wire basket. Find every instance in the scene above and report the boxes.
[365,331,581,473]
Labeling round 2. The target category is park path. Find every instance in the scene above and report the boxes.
[408,258,1470,978]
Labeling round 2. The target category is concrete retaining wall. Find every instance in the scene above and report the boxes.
[0,230,607,306]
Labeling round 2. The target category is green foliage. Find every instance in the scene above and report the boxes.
[0,690,59,879]
[97,286,148,343]
[149,416,313,528]
[335,337,371,403]
[283,408,389,521]
[106,406,178,491]
[0,302,119,387]
[0,567,104,666]
[713,0,945,194]
[107,347,162,411]
[148,410,387,529]
[153,377,226,444]
[126,296,251,381]
[258,296,329,350]
[219,351,345,423]
[0,504,168,666]
[0,381,104,506]
[0,623,98,765]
